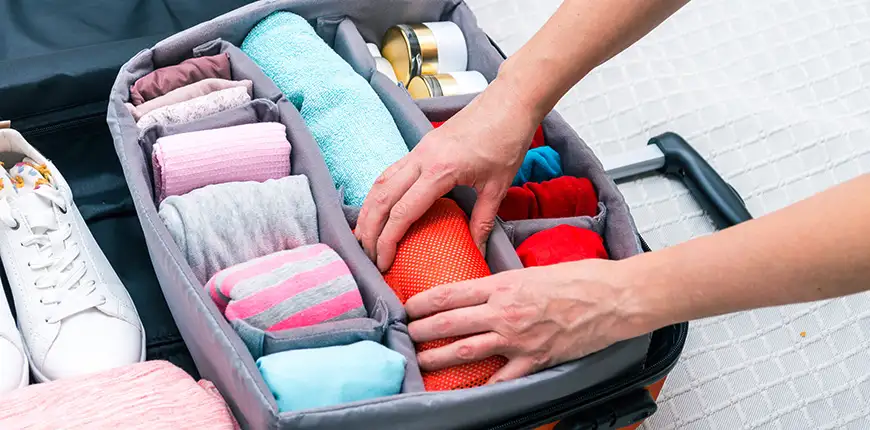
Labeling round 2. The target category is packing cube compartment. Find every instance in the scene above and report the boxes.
[107,1,654,428]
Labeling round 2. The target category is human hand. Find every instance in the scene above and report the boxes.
[404,259,651,383]
[355,81,540,272]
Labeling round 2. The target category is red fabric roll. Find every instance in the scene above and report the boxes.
[383,198,507,391]
[431,121,545,148]
[498,176,599,221]
[530,126,546,149]
[516,225,609,267]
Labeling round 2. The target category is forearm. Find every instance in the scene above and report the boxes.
[491,0,690,121]
[624,174,870,332]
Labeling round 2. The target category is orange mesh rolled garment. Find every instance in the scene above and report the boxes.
[383,198,507,391]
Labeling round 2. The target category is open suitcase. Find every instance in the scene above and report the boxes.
[0,1,706,428]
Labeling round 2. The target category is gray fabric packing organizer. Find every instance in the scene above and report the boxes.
[106,1,651,428]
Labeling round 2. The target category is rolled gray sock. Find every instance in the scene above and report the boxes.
[159,175,319,283]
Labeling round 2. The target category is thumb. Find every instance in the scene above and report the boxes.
[469,185,504,254]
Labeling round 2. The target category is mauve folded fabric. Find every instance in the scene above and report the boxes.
[257,341,406,412]
[129,53,232,105]
[512,146,562,186]
[516,224,609,267]
[498,176,599,221]
[206,244,367,332]
[126,78,252,121]
[432,121,546,149]
[0,361,238,429]
[152,122,291,202]
[242,12,409,206]
[136,86,252,130]
[383,198,507,391]
[159,176,319,283]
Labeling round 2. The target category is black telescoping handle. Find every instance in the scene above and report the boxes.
[649,132,753,229]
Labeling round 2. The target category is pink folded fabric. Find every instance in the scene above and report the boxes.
[206,244,367,332]
[152,122,291,202]
[126,79,253,121]
[0,360,239,430]
[130,53,232,105]
[136,86,252,130]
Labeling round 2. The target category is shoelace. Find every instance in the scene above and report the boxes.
[0,187,104,323]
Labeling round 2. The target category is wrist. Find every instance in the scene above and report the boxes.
[491,55,555,124]
[611,254,676,337]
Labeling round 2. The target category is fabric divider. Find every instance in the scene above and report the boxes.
[108,2,653,428]
[234,298,390,360]
[138,98,280,200]
[502,203,608,248]
[329,19,520,275]
[540,112,641,259]
[200,38,427,393]
[415,93,642,260]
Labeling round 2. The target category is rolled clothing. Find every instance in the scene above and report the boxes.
[129,53,232,105]
[136,86,252,130]
[139,98,280,146]
[516,224,609,267]
[206,244,367,332]
[152,122,291,202]
[126,78,252,121]
[498,176,598,221]
[529,125,546,149]
[159,176,319,283]
[512,146,562,186]
[383,198,506,391]
[242,12,409,206]
[257,341,405,412]
[0,361,238,429]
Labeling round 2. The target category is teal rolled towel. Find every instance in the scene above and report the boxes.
[242,12,409,206]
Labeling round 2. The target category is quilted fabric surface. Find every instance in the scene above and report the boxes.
[466,0,870,428]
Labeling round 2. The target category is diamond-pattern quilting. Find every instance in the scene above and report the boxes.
[465,0,870,427]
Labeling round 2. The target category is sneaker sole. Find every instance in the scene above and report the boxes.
[25,324,147,383]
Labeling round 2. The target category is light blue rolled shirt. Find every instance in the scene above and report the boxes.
[256,341,406,412]
[242,12,409,206]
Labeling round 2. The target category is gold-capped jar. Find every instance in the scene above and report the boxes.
[382,22,468,86]
[407,71,488,99]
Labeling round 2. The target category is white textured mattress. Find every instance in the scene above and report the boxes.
[465,0,870,428]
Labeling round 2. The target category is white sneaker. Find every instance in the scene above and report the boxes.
[0,286,28,393]
[0,129,145,381]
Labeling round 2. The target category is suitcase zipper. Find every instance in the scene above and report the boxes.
[487,324,687,430]
[17,113,105,137]
[6,101,106,137]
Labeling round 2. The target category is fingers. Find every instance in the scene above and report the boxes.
[468,184,505,253]
[356,158,417,261]
[486,357,536,385]
[374,176,454,271]
[408,303,498,343]
[405,279,496,319]
[416,332,510,371]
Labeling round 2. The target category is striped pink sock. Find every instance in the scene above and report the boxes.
[205,244,367,331]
